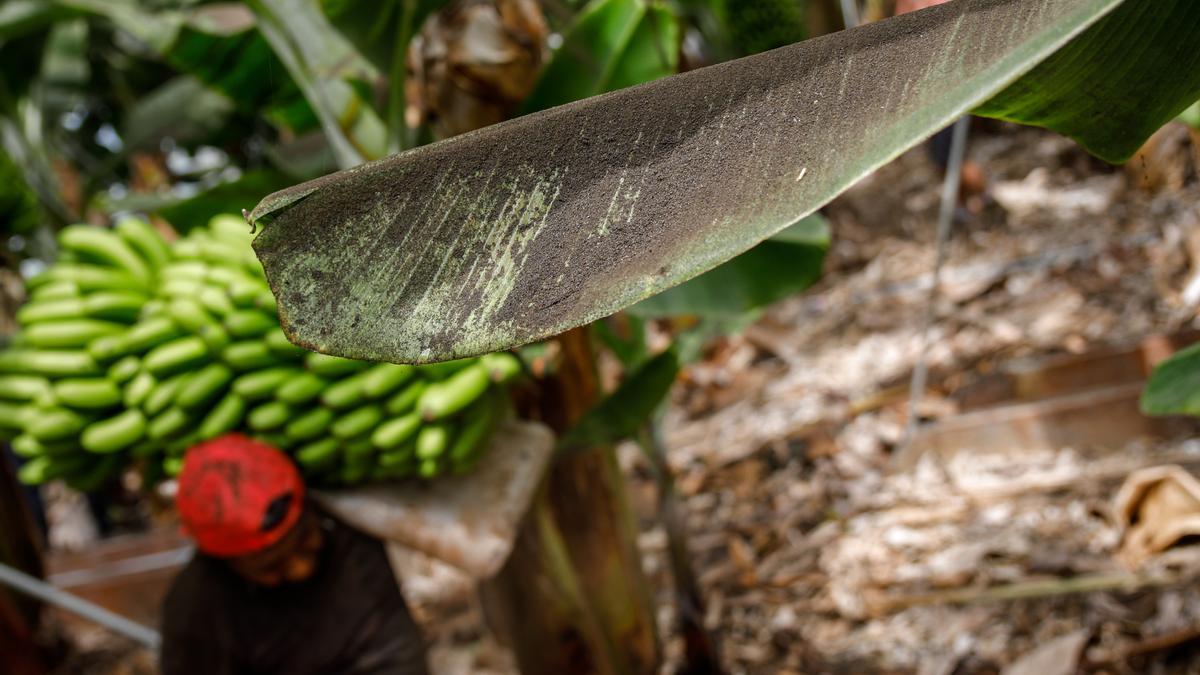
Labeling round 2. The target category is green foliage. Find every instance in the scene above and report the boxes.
[630,214,828,319]
[319,0,451,73]
[711,0,806,56]
[0,150,41,236]
[1142,344,1200,416]
[522,0,680,114]
[973,0,1200,163]
[558,347,679,451]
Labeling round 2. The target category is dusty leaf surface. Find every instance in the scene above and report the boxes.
[251,0,1128,362]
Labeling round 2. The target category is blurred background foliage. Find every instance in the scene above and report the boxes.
[0,0,845,331]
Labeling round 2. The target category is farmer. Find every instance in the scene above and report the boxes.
[160,433,429,674]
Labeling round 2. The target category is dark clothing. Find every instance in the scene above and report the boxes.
[160,509,428,675]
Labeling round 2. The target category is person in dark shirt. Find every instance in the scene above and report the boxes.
[160,433,429,675]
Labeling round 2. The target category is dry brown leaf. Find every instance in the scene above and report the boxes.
[1000,629,1089,675]
[406,0,546,139]
[1115,465,1200,567]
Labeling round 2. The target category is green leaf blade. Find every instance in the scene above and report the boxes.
[558,348,679,451]
[1142,344,1200,417]
[973,0,1200,163]
[630,214,828,319]
[252,0,1182,364]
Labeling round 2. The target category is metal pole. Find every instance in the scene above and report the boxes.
[0,561,161,650]
[904,116,971,446]
[839,0,861,28]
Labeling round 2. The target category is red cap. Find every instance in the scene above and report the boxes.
[176,434,305,558]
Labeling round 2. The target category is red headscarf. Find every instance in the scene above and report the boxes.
[176,434,305,558]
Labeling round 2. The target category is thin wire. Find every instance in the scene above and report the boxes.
[903,116,970,447]
[0,561,161,650]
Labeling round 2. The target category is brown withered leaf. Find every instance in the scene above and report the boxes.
[1115,465,1200,567]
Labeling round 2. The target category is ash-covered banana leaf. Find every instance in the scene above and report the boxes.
[250,0,1200,364]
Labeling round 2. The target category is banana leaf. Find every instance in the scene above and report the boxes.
[250,0,1200,363]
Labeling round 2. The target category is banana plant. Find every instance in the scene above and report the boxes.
[248,0,1200,364]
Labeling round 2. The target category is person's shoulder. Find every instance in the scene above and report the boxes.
[163,554,228,615]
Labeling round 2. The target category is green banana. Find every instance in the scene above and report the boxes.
[296,437,340,470]
[165,297,215,332]
[247,400,291,431]
[285,407,334,442]
[340,459,371,485]
[143,372,190,416]
[415,424,450,461]
[384,381,427,415]
[361,363,416,399]
[417,358,474,380]
[106,356,141,385]
[198,286,235,317]
[53,378,122,409]
[17,297,85,325]
[0,350,101,377]
[176,363,233,408]
[378,441,416,469]
[305,352,367,377]
[11,434,45,458]
[163,456,184,478]
[228,278,264,308]
[449,396,501,471]
[320,371,369,410]
[105,316,180,358]
[24,319,124,349]
[371,411,421,451]
[417,458,441,479]
[162,278,204,298]
[264,328,307,359]
[197,391,246,439]
[232,367,299,401]
[30,281,80,301]
[208,213,253,241]
[331,404,383,440]
[198,323,231,352]
[0,401,30,431]
[276,371,327,405]
[221,340,278,371]
[58,225,153,285]
[417,364,489,421]
[114,217,171,270]
[26,406,91,441]
[0,375,51,401]
[29,264,143,293]
[122,371,156,408]
[162,261,210,281]
[480,352,523,383]
[224,310,276,338]
[255,290,277,313]
[147,406,190,440]
[144,336,209,377]
[84,292,148,322]
[82,409,147,453]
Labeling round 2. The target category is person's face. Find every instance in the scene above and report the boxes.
[227,508,324,587]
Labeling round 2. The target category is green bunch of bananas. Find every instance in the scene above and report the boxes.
[1,215,520,489]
